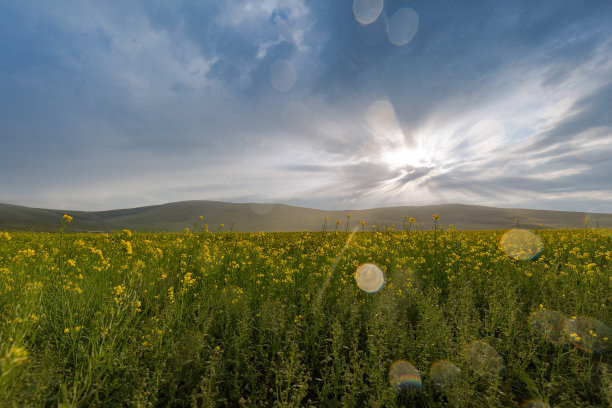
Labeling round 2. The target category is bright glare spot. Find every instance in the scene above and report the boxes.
[355,263,385,293]
[430,360,462,389]
[500,229,543,261]
[583,209,612,239]
[269,60,296,92]
[389,360,422,392]
[259,301,286,332]
[463,340,504,379]
[564,316,612,354]
[365,99,420,169]
[584,212,597,228]
[530,310,568,345]
[219,285,240,307]
[386,8,419,46]
[521,400,551,408]
[381,147,413,170]
[353,0,384,25]
[366,99,400,135]
[248,203,276,216]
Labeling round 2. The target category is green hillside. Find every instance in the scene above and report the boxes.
[1,201,610,232]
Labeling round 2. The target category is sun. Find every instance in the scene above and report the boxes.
[365,100,440,171]
[381,145,418,170]
[379,134,436,171]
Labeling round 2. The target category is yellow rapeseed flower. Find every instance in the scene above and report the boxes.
[63,214,73,223]
[168,287,175,304]
[120,240,133,255]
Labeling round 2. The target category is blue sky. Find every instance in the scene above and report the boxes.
[1,1,612,212]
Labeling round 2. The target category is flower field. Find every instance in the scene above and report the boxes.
[0,221,611,407]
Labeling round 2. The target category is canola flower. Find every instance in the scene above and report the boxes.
[120,240,133,255]
[0,220,610,406]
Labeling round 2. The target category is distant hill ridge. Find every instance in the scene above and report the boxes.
[0,200,610,232]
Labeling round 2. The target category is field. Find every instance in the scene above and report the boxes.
[1,219,611,407]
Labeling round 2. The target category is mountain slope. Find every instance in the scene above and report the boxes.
[0,201,610,232]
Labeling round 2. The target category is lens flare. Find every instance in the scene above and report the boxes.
[269,60,296,92]
[386,8,419,46]
[584,212,595,228]
[259,301,286,332]
[219,285,240,309]
[366,99,400,135]
[315,226,359,307]
[430,360,462,389]
[564,316,612,354]
[463,341,504,379]
[583,208,612,239]
[248,203,276,216]
[353,0,383,25]
[500,229,543,260]
[520,400,550,408]
[389,360,422,392]
[530,309,568,345]
[355,263,385,293]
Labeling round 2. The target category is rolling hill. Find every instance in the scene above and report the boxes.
[1,201,610,232]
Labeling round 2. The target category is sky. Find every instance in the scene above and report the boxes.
[1,1,612,213]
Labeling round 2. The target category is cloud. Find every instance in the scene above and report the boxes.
[1,0,612,212]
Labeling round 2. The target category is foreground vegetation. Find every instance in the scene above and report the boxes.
[0,221,611,407]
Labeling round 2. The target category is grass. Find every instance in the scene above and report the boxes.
[0,223,611,407]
